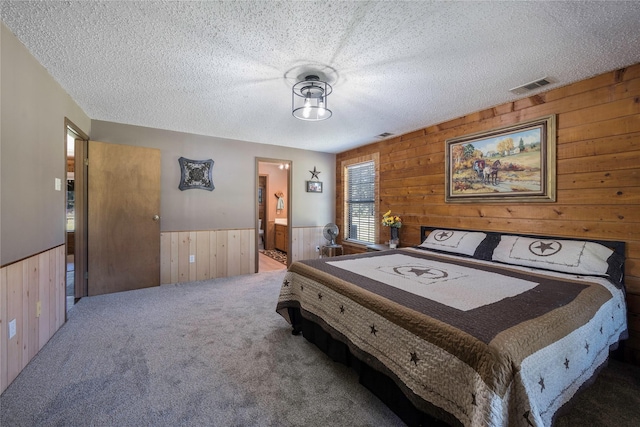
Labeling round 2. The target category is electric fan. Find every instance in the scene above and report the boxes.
[323,223,339,246]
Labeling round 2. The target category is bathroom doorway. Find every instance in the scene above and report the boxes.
[256,158,291,272]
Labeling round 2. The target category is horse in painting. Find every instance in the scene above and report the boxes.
[483,159,501,185]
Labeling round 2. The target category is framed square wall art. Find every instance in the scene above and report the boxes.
[445,115,556,203]
[306,181,323,193]
[178,157,215,191]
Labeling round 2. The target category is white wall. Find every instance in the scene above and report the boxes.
[1,23,91,265]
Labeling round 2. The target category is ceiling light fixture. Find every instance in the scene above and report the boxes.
[292,74,332,121]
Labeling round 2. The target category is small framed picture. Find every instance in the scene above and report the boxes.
[306,181,323,193]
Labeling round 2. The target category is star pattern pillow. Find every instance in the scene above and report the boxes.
[419,229,488,257]
[492,235,618,280]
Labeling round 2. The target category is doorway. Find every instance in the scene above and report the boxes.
[256,159,291,272]
[64,119,89,311]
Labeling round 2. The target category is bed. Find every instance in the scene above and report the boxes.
[276,227,628,427]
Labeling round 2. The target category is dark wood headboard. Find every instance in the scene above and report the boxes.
[419,226,626,260]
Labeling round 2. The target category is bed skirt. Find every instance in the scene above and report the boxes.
[288,307,452,427]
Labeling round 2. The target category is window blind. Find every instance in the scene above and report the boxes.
[346,161,375,244]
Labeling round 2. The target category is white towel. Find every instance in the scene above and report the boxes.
[277,197,284,210]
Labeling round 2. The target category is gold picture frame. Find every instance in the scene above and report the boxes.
[445,115,556,203]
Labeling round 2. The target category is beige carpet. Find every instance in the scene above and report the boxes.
[1,271,638,426]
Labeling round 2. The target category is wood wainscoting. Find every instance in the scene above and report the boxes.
[0,245,66,394]
[160,229,256,284]
[160,226,327,284]
[290,226,326,263]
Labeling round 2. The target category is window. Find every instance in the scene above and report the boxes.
[343,154,379,244]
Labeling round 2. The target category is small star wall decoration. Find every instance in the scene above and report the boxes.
[309,166,321,180]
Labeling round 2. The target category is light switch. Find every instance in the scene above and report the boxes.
[9,319,16,339]
[54,178,62,191]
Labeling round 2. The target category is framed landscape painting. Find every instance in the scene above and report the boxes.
[445,115,556,203]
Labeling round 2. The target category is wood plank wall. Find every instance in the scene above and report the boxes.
[160,226,325,284]
[0,245,66,394]
[290,226,325,262]
[336,64,640,364]
[160,229,256,284]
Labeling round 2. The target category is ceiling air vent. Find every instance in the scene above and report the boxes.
[509,77,552,95]
[376,132,394,139]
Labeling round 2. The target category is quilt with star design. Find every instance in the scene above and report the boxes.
[276,248,627,427]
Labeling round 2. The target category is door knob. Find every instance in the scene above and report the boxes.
[152,215,160,221]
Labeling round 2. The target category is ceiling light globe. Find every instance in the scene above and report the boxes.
[292,74,333,121]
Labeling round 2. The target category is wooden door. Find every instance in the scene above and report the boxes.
[74,137,88,298]
[88,141,161,296]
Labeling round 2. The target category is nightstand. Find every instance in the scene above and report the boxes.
[322,244,343,258]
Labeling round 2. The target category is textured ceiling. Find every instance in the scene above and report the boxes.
[2,1,640,153]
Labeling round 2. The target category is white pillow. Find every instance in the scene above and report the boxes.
[492,235,613,276]
[419,229,487,256]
